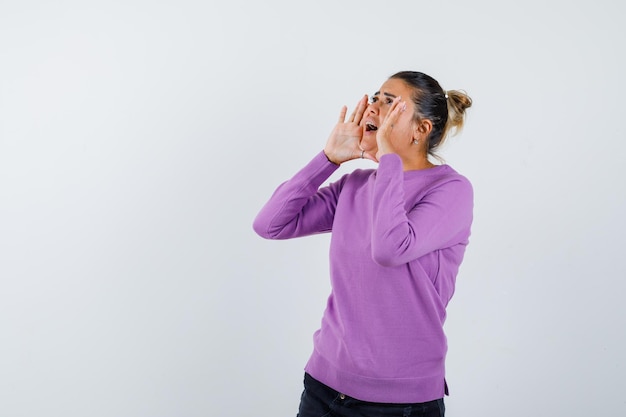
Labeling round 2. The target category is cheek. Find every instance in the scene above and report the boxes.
[392,114,414,136]
[402,112,418,133]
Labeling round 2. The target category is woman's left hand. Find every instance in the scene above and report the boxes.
[375,96,406,161]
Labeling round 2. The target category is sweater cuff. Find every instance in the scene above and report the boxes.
[315,150,341,169]
[305,150,341,183]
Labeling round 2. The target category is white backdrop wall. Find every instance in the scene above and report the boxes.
[1,1,625,416]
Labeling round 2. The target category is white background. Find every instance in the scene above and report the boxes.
[1,1,625,416]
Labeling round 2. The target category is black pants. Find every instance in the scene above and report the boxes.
[297,373,445,417]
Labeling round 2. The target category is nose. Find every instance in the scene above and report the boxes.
[367,101,379,115]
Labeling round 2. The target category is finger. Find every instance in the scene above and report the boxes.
[353,95,368,125]
[381,96,404,129]
[338,105,348,123]
[347,95,367,123]
[347,104,357,123]
[362,150,378,162]
[388,96,403,117]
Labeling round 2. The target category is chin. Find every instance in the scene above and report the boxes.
[359,141,377,154]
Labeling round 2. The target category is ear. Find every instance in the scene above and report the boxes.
[413,119,433,141]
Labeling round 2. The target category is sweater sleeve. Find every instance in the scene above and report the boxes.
[252,151,343,239]
[370,154,473,267]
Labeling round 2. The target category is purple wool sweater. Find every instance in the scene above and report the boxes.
[253,151,473,403]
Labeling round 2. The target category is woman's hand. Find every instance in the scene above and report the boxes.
[323,95,374,164]
[375,96,406,161]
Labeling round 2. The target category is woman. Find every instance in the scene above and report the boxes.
[253,71,473,417]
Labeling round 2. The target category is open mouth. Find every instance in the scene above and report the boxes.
[365,122,378,132]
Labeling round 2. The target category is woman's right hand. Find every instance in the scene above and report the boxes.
[323,95,372,165]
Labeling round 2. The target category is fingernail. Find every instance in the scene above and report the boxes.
[401,102,407,111]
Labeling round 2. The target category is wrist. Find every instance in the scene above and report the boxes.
[323,150,340,166]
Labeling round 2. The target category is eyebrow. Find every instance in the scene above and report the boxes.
[373,91,397,98]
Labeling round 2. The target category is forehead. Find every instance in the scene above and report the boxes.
[375,77,412,95]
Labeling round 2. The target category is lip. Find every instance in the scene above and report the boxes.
[363,117,379,132]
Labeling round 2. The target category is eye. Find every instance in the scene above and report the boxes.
[369,96,378,104]
[384,97,394,105]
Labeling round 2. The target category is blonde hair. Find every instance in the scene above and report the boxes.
[441,89,473,145]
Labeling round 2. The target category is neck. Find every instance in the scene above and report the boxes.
[401,154,436,171]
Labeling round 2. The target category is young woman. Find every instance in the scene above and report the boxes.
[253,71,473,417]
